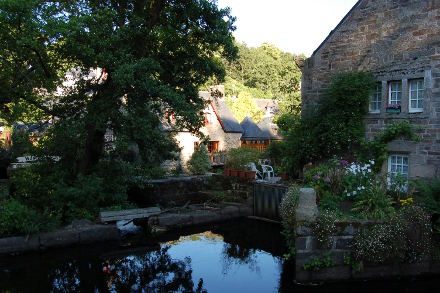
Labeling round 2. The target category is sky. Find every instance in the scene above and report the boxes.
[217,0,359,57]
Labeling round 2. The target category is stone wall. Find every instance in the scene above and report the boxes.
[128,174,253,208]
[295,221,440,282]
[301,0,440,178]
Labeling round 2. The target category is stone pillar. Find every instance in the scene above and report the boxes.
[296,188,318,223]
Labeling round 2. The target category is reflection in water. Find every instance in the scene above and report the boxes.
[0,219,283,293]
[1,219,435,292]
[105,247,205,292]
[221,243,260,276]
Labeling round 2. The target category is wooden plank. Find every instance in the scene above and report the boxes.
[100,207,161,222]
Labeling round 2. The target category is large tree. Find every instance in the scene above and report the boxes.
[0,0,237,175]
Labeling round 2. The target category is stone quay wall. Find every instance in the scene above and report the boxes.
[293,188,440,282]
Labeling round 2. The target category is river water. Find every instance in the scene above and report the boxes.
[0,219,436,292]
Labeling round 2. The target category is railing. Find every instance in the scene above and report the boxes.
[210,151,225,165]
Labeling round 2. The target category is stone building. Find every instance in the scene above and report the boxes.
[301,0,440,179]
[170,89,243,167]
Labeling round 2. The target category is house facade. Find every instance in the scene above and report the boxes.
[301,0,440,179]
[173,89,243,167]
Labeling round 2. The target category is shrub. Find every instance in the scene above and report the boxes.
[187,144,211,175]
[10,129,34,158]
[351,177,395,220]
[411,178,440,216]
[319,192,341,212]
[225,147,261,170]
[0,199,49,237]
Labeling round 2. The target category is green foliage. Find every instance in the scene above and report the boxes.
[10,129,34,158]
[351,177,395,220]
[280,185,300,260]
[226,92,264,123]
[1,0,236,177]
[0,0,238,234]
[319,193,342,212]
[187,144,211,175]
[411,179,440,216]
[358,121,419,172]
[278,72,375,176]
[302,252,334,271]
[313,210,338,248]
[9,159,136,228]
[0,198,49,237]
[225,147,261,170]
[215,42,303,116]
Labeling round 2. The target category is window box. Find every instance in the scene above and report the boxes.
[386,104,401,113]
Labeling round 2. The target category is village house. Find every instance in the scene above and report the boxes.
[168,86,283,169]
[301,0,440,180]
[168,86,243,167]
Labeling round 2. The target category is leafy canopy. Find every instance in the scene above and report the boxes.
[0,0,237,175]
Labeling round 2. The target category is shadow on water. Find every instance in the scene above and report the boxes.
[0,218,438,292]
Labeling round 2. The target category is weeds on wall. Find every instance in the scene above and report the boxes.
[280,184,300,260]
[352,205,432,264]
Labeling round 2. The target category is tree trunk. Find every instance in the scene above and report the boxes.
[76,120,105,175]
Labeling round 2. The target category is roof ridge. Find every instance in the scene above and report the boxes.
[312,0,364,57]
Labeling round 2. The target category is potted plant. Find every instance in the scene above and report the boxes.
[225,147,261,178]
[386,104,401,113]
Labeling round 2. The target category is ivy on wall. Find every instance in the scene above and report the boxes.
[357,121,420,173]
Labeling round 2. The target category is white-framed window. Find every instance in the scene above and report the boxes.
[388,155,409,183]
[369,82,382,113]
[409,79,424,113]
[388,81,402,105]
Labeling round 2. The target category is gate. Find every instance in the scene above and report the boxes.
[253,182,288,221]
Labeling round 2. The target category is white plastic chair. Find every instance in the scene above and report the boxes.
[248,163,263,180]
[261,164,274,180]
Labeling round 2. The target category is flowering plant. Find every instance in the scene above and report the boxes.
[343,160,375,198]
[386,104,401,109]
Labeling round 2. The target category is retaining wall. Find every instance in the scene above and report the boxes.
[295,221,440,282]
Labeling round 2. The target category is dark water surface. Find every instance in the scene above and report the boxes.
[0,219,437,292]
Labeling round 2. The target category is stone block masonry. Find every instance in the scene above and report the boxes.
[302,0,440,179]
[294,221,440,283]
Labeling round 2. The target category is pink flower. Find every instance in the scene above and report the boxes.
[341,160,349,166]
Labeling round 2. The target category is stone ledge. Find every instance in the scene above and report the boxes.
[0,222,119,255]
[295,262,440,283]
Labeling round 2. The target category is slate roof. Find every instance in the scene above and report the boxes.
[240,116,271,140]
[210,96,243,133]
[13,121,52,135]
[257,117,282,140]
